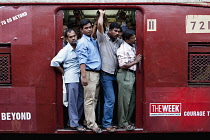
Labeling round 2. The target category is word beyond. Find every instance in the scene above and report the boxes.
[1,112,31,120]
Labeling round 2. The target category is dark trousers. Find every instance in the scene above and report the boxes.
[66,82,84,127]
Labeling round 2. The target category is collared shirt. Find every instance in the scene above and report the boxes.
[76,34,101,71]
[50,43,80,83]
[96,30,123,74]
[117,41,136,71]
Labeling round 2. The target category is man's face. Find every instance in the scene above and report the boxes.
[66,30,77,45]
[118,31,123,39]
[63,25,68,33]
[109,28,121,40]
[126,34,136,45]
[81,23,93,37]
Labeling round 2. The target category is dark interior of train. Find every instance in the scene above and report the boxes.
[62,9,136,129]
[63,9,136,39]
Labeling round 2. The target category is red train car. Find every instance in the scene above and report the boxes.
[0,1,210,134]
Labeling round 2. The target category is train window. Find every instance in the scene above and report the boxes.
[188,42,210,84]
[0,43,11,86]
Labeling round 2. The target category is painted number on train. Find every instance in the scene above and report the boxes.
[186,15,210,33]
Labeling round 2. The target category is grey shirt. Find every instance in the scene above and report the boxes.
[97,30,123,74]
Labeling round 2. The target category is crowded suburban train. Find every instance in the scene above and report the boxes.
[0,0,210,134]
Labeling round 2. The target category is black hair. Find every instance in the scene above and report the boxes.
[122,29,136,40]
[79,19,92,29]
[109,22,121,30]
[64,29,76,38]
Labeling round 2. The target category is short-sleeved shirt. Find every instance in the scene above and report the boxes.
[50,43,80,83]
[117,41,136,71]
[76,34,101,71]
[97,30,123,74]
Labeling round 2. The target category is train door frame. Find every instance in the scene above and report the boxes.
[55,5,144,132]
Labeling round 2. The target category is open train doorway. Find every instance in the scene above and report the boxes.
[55,8,143,132]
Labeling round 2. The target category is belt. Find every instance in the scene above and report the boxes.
[128,69,135,73]
[86,69,101,73]
[102,70,115,75]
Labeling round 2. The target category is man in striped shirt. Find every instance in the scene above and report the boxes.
[97,9,123,132]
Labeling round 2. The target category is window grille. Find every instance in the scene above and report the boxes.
[0,54,11,83]
[188,42,210,84]
[189,54,210,83]
[0,43,11,85]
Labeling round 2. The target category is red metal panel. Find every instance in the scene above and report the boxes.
[0,6,32,45]
[0,87,37,132]
[29,6,58,133]
[142,5,210,132]
[0,6,57,133]
[143,5,189,87]
[145,87,210,132]
[135,10,144,129]
[55,10,64,129]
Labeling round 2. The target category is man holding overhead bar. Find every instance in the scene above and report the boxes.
[97,9,123,133]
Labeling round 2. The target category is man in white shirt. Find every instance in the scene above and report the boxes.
[116,29,142,131]
[50,29,86,132]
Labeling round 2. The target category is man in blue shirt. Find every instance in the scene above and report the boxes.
[76,19,102,133]
[50,29,86,132]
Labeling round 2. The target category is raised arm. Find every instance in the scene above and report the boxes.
[97,9,105,34]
